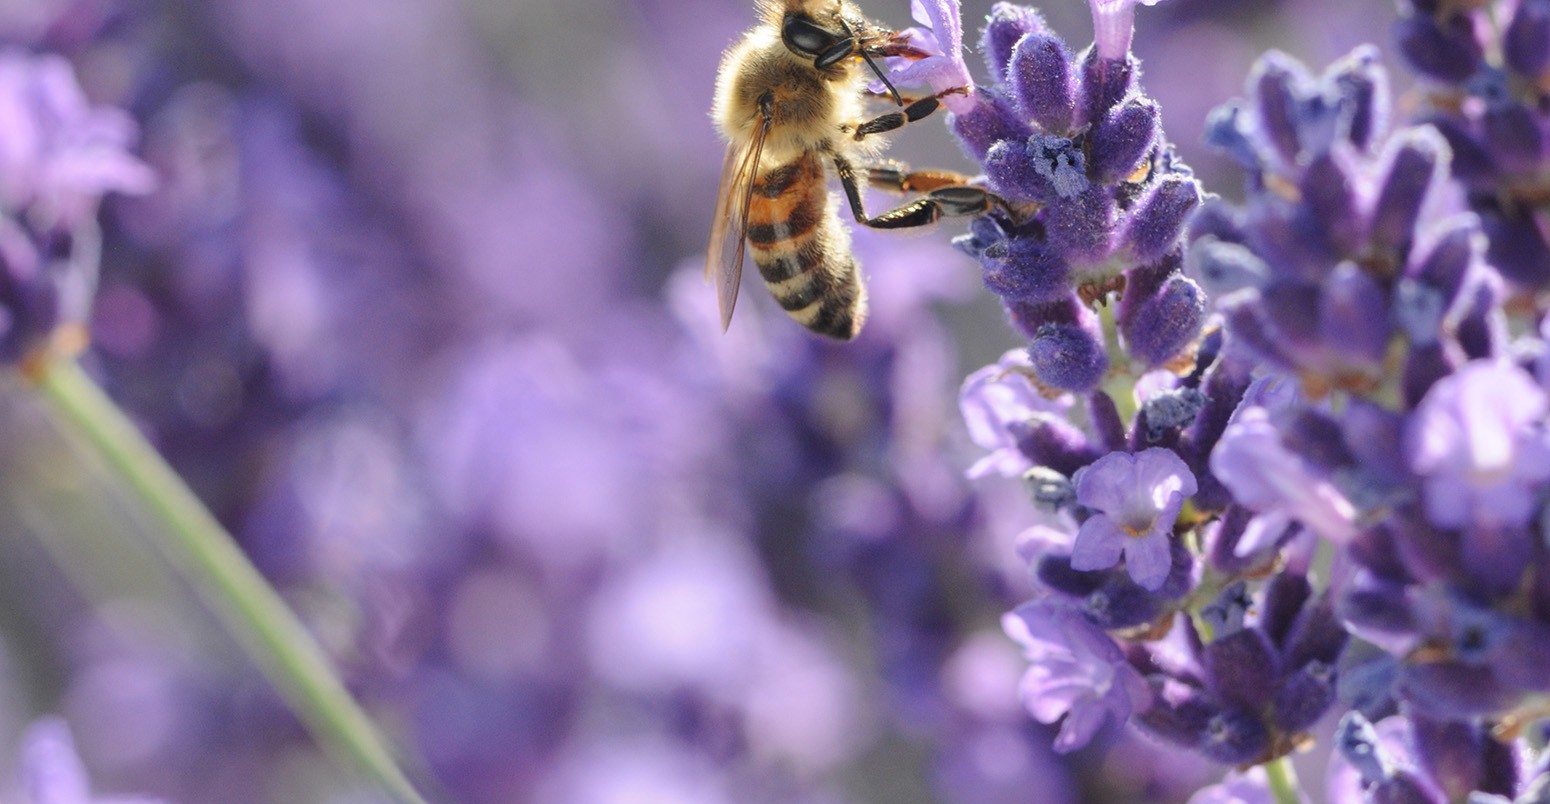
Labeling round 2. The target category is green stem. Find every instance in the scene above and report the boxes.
[1097,298,1139,424]
[1264,756,1301,804]
[34,359,426,804]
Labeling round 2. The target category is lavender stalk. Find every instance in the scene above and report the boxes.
[1264,756,1300,804]
[34,358,426,804]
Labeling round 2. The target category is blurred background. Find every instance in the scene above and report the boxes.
[0,0,1401,801]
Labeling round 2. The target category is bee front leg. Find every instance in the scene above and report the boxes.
[833,154,1005,230]
[847,87,968,141]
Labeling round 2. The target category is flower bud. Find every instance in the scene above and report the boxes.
[1398,661,1515,719]
[1272,660,1336,732]
[1371,128,1448,256]
[1187,238,1269,297]
[1090,97,1160,185]
[1204,629,1279,710]
[1394,14,1485,83]
[1009,32,1075,133]
[1199,707,1270,764]
[1084,580,1167,629]
[1045,186,1115,263]
[1300,151,1363,256]
[1409,216,1479,305]
[1078,48,1136,125]
[1321,263,1393,365]
[1329,44,1388,150]
[980,2,1050,84]
[981,236,1072,303]
[1120,275,1205,367]
[986,134,1088,203]
[1506,0,1550,78]
[1012,296,1106,391]
[1481,208,1550,288]
[1484,103,1547,175]
[1122,177,1200,263]
[1250,52,1310,166]
[1010,413,1102,475]
[949,90,1032,160]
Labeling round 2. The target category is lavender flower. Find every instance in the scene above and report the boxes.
[949,0,1204,392]
[0,49,151,366]
[33,0,1550,799]
[1089,0,1167,61]
[18,717,163,804]
[1405,359,1550,531]
[0,50,154,229]
[886,0,975,113]
[1189,767,1307,804]
[1211,405,1358,546]
[1129,574,1346,766]
[1002,602,1151,753]
[1193,46,1498,402]
[959,348,1074,478]
[1179,16,1550,800]
[1327,712,1530,804]
[1390,0,1550,288]
[1069,448,1196,589]
[1326,712,1441,804]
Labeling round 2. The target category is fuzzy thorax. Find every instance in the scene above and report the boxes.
[712,26,883,171]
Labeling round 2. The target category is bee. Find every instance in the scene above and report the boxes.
[708,0,1002,340]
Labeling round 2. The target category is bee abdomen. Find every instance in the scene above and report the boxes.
[756,243,865,340]
[747,156,868,340]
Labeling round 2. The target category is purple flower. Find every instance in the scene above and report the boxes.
[0,50,155,229]
[1002,602,1152,752]
[1211,406,1358,546]
[0,49,158,366]
[1089,0,1169,61]
[585,541,776,695]
[960,349,1073,478]
[949,3,1204,389]
[19,717,164,804]
[533,735,736,804]
[1327,713,1408,804]
[886,0,974,113]
[1406,360,1550,530]
[1189,767,1308,804]
[1338,693,1540,799]
[1069,448,1196,590]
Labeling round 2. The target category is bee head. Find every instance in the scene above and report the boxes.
[780,11,856,69]
[773,1,901,100]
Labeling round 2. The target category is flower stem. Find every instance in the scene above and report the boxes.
[1264,756,1301,804]
[1097,297,1139,424]
[33,359,426,804]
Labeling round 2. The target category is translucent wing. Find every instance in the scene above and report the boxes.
[705,98,773,332]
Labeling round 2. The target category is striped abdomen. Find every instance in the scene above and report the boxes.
[745,152,868,340]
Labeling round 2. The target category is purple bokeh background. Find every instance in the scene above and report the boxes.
[0,0,1403,801]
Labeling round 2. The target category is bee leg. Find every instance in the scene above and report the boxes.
[863,161,977,194]
[863,187,1001,229]
[848,87,967,141]
[834,154,1005,230]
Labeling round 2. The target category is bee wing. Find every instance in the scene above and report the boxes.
[706,99,773,332]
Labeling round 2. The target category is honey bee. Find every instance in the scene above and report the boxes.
[708,0,1002,340]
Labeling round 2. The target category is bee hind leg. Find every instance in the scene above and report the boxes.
[860,186,999,229]
[863,161,976,194]
[833,154,1005,230]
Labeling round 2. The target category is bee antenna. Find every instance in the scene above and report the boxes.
[861,50,904,107]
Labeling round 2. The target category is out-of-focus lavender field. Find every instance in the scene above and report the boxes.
[0,0,1403,802]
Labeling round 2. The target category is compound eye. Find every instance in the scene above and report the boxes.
[782,15,836,57]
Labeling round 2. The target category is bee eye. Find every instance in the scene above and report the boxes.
[782,15,836,57]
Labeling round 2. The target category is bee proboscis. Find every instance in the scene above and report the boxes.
[708,0,1003,340]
